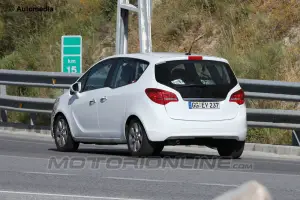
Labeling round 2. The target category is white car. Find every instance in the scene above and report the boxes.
[51,52,247,158]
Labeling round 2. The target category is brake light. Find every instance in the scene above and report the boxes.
[229,89,245,105]
[188,56,203,60]
[145,88,178,105]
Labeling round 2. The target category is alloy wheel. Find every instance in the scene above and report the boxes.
[55,118,68,147]
[128,122,143,152]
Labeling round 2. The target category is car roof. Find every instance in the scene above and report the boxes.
[104,52,229,64]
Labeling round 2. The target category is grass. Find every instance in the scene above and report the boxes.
[0,0,300,144]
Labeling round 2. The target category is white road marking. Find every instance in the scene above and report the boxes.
[216,169,300,177]
[0,170,78,176]
[0,190,146,200]
[21,171,77,176]
[0,138,53,145]
[0,132,52,141]
[103,176,238,187]
[0,154,50,160]
[241,158,300,166]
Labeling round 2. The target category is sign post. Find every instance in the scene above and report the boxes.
[61,35,82,74]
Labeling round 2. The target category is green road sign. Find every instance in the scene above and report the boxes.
[61,35,82,73]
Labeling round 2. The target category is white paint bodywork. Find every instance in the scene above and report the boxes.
[51,53,247,144]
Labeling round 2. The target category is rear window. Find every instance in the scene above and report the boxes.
[155,60,238,99]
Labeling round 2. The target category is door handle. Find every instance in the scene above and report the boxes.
[100,96,107,103]
[89,99,96,105]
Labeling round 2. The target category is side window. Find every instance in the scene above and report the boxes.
[112,58,149,88]
[82,60,114,92]
[135,61,148,81]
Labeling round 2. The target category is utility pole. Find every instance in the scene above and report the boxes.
[115,0,152,54]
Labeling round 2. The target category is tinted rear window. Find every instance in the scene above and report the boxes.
[155,60,238,99]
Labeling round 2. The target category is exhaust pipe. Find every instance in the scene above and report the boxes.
[167,139,181,146]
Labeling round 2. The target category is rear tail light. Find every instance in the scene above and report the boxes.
[229,89,245,105]
[145,88,178,105]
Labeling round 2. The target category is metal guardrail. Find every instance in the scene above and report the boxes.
[0,69,300,129]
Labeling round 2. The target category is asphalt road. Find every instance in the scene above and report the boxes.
[0,132,299,200]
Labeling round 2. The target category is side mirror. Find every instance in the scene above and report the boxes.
[70,82,81,95]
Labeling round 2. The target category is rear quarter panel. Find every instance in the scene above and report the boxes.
[122,62,163,140]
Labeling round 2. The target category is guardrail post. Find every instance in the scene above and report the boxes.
[0,85,8,122]
[292,130,300,146]
[29,113,37,126]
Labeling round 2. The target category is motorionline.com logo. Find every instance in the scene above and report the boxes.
[48,156,254,170]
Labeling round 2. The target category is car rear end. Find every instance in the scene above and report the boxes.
[143,55,247,144]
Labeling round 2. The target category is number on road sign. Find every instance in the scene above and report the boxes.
[67,66,78,73]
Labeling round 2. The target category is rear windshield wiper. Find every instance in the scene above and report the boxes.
[173,83,207,88]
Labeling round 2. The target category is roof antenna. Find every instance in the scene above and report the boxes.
[185,34,205,55]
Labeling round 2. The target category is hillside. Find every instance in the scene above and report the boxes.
[0,0,300,144]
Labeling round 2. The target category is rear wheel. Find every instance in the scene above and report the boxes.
[217,140,245,159]
[53,115,79,152]
[126,118,155,157]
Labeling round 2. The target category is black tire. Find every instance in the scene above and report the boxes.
[53,114,79,152]
[126,118,155,157]
[152,143,164,156]
[217,140,245,159]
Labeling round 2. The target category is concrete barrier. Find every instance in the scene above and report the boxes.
[213,180,272,200]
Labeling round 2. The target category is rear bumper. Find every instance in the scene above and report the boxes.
[143,109,247,142]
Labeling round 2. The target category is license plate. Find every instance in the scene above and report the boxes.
[188,102,220,109]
